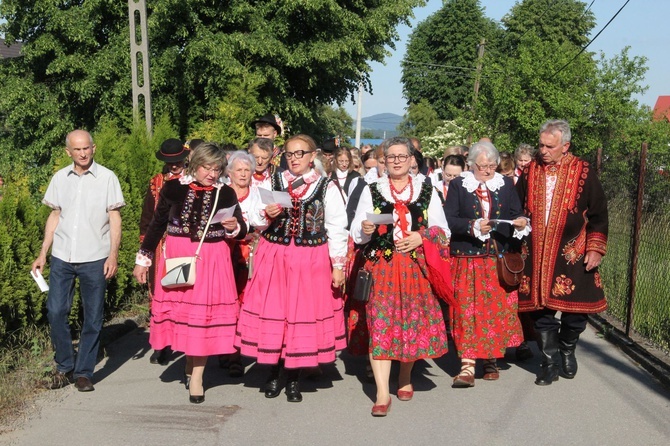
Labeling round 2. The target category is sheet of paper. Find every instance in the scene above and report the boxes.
[210,205,237,224]
[259,188,294,208]
[30,269,49,292]
[366,212,395,225]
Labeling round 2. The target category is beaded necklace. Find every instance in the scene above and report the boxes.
[389,179,413,204]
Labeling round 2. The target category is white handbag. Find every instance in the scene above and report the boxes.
[161,187,221,289]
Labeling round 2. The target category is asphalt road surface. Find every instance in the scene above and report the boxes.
[3,325,669,446]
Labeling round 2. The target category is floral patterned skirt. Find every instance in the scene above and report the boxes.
[348,252,448,361]
[451,256,523,359]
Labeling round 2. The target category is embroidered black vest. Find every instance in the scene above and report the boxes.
[262,173,330,246]
[363,182,432,262]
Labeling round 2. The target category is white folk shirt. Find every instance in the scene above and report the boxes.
[43,161,125,263]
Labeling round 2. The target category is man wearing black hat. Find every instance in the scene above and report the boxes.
[139,138,190,365]
[251,114,285,167]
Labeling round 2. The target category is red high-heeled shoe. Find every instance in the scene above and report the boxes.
[371,398,392,417]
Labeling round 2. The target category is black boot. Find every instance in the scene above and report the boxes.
[535,330,560,386]
[285,368,302,403]
[264,364,282,398]
[559,328,581,379]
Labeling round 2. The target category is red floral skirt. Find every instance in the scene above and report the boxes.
[348,252,448,361]
[451,256,523,359]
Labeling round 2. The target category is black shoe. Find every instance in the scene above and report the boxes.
[48,370,74,389]
[264,377,281,398]
[189,392,205,404]
[74,376,95,392]
[149,347,171,365]
[285,380,302,403]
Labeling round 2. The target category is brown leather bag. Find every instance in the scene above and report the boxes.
[493,242,524,289]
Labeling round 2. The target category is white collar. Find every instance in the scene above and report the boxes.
[461,171,505,193]
[179,174,224,189]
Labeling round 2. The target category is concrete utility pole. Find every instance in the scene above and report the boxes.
[355,81,363,148]
[128,0,153,135]
[467,37,486,144]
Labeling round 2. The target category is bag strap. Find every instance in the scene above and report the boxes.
[194,186,221,258]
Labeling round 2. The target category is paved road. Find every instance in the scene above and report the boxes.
[3,325,669,446]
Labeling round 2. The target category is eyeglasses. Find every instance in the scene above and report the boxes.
[285,150,314,160]
[474,162,498,172]
[200,165,222,174]
[385,154,410,163]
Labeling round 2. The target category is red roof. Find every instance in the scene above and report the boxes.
[653,96,670,122]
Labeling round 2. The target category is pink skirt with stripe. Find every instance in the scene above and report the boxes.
[235,238,346,368]
[149,235,239,356]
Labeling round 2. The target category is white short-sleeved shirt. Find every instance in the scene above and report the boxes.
[43,161,125,263]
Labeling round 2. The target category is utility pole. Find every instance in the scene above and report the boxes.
[355,81,363,149]
[467,37,486,144]
[128,0,153,135]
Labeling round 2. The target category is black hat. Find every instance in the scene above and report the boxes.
[251,114,281,134]
[321,137,339,153]
[155,138,188,163]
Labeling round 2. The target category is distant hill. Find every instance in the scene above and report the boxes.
[354,113,403,138]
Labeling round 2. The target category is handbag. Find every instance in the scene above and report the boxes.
[493,241,524,289]
[161,187,221,289]
[352,269,373,303]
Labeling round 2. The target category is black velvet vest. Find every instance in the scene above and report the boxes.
[363,181,432,262]
[262,173,330,246]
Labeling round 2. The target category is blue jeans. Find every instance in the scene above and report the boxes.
[47,257,107,379]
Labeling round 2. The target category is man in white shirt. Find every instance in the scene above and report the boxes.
[32,130,125,392]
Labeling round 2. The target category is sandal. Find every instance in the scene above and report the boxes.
[483,359,499,381]
[452,359,475,388]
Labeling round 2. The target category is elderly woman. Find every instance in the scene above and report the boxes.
[514,143,536,181]
[331,147,361,196]
[443,141,529,388]
[350,136,450,417]
[235,134,348,403]
[133,143,247,403]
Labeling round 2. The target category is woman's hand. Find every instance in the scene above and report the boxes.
[395,231,422,253]
[332,267,346,288]
[479,218,492,235]
[265,203,283,219]
[133,264,148,284]
[221,216,238,231]
[361,219,376,236]
[512,217,527,231]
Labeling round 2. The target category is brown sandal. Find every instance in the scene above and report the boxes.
[483,360,499,381]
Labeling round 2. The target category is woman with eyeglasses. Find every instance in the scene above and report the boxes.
[349,137,451,417]
[235,134,348,403]
[133,143,247,404]
[443,141,530,388]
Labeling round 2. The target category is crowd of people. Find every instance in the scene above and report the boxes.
[32,117,608,417]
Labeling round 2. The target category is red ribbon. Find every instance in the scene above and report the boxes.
[394,202,410,237]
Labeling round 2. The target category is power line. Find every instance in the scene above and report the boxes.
[550,0,631,80]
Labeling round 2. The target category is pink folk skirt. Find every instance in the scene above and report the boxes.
[149,235,239,356]
[235,238,346,369]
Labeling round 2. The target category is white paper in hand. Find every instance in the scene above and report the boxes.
[366,212,395,225]
[259,188,294,209]
[210,205,237,224]
[31,269,49,292]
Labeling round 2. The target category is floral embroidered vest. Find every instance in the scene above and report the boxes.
[262,173,329,246]
[363,182,432,262]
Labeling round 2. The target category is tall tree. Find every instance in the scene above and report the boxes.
[501,0,596,51]
[0,0,425,142]
[401,0,501,120]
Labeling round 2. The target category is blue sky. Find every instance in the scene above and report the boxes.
[343,0,668,119]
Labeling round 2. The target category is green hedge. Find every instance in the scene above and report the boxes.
[0,117,176,341]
